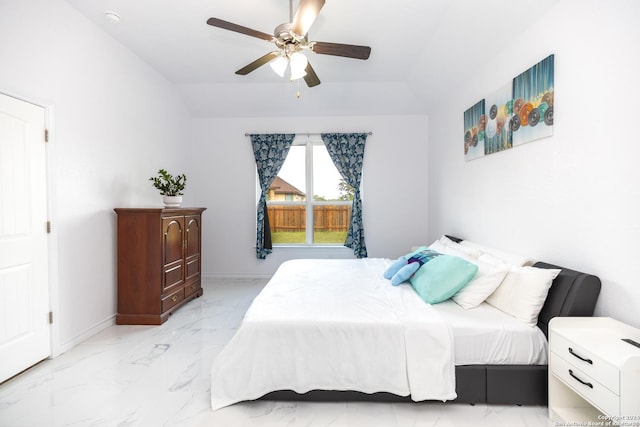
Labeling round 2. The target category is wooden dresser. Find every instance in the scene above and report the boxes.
[114,207,206,325]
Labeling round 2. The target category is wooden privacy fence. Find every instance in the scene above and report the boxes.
[267,205,351,232]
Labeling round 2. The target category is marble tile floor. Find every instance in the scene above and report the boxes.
[0,278,556,427]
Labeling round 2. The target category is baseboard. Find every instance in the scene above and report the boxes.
[57,314,116,355]
[201,272,273,280]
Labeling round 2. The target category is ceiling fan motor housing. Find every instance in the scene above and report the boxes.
[274,22,307,55]
[274,23,305,44]
[274,23,294,40]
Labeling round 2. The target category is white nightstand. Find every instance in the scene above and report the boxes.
[549,317,640,425]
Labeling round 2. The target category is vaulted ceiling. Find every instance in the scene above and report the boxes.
[65,0,557,117]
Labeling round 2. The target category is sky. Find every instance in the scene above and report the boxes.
[277,142,344,200]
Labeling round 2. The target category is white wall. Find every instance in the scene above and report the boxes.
[0,0,191,352]
[6,0,632,356]
[189,115,429,277]
[428,0,640,327]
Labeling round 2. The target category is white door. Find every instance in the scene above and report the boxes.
[0,93,50,383]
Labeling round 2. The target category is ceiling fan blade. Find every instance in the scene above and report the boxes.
[291,0,325,37]
[235,52,280,75]
[311,42,371,60]
[303,62,321,87]
[207,17,273,42]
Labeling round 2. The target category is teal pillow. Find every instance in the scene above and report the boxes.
[409,255,478,304]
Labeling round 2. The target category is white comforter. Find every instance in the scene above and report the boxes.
[210,258,456,410]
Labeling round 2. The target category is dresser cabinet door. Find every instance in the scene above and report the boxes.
[162,216,184,292]
[185,215,201,282]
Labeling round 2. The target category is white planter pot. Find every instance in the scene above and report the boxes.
[162,195,183,207]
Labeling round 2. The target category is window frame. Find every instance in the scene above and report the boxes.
[266,135,353,247]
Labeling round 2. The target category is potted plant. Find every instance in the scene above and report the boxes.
[149,169,187,207]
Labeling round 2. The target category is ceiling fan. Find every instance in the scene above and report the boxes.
[206,0,371,88]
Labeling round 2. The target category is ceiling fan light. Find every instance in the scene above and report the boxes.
[289,52,308,80]
[290,68,307,81]
[269,55,288,77]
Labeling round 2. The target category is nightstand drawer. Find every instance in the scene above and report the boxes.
[550,330,619,394]
[550,352,620,417]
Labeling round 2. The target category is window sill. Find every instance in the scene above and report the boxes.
[272,244,351,250]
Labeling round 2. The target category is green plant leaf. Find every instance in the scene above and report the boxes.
[149,169,187,196]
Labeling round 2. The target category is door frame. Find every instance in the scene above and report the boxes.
[1,90,60,359]
[44,101,61,358]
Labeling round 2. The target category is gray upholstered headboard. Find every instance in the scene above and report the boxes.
[532,261,601,338]
[445,236,601,338]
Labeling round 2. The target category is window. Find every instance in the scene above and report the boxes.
[266,135,354,245]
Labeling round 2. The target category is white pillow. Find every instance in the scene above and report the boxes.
[452,258,509,309]
[458,239,535,267]
[485,266,561,326]
[430,236,481,259]
[429,239,508,309]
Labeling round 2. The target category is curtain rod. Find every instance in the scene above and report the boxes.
[244,132,372,137]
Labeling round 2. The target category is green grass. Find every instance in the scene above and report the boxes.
[272,231,348,244]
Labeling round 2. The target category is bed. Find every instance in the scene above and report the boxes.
[210,236,601,410]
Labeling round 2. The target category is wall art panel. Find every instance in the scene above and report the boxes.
[463,54,554,161]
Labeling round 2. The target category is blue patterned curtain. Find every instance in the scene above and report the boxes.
[250,133,295,259]
[320,133,368,258]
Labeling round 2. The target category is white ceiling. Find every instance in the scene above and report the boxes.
[64,0,557,117]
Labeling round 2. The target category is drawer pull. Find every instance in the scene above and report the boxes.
[568,347,593,364]
[568,369,593,389]
[171,295,178,302]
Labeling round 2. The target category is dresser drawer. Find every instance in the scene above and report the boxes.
[550,352,620,417]
[162,288,185,313]
[184,281,201,298]
[550,330,619,394]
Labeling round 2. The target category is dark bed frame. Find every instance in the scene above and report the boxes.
[261,237,602,405]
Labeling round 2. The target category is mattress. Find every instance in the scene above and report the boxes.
[432,300,548,366]
[211,258,456,410]
[210,258,549,410]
